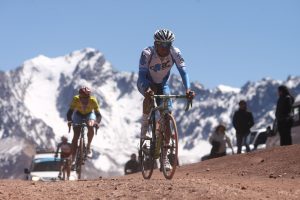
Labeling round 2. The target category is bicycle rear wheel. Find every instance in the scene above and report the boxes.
[76,138,84,179]
[139,112,156,179]
[161,113,178,180]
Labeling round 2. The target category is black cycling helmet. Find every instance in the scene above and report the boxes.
[154,29,175,43]
[61,135,68,142]
[131,153,137,160]
[79,86,91,97]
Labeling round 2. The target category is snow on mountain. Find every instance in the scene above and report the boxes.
[216,84,241,93]
[0,48,299,179]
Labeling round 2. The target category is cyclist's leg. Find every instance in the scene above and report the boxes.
[86,112,96,152]
[66,156,72,180]
[71,128,80,161]
[160,84,173,170]
[138,81,154,138]
[58,159,63,179]
[71,112,82,162]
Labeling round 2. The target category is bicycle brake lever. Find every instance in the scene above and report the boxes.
[185,99,193,112]
[95,126,98,135]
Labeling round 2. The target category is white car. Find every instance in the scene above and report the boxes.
[24,151,77,181]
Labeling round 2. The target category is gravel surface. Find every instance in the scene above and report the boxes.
[1,145,300,200]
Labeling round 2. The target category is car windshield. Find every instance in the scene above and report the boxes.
[32,158,61,172]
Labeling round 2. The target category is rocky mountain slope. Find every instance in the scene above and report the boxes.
[0,48,299,178]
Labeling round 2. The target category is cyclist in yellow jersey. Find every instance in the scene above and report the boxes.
[66,86,102,160]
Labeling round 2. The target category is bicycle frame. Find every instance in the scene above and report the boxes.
[71,121,98,179]
[73,122,88,179]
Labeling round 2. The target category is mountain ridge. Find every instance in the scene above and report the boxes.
[0,48,299,178]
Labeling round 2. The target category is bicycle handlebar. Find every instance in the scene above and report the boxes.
[152,94,194,111]
[153,94,187,99]
[68,122,99,135]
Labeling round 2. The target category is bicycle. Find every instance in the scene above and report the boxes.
[70,121,98,180]
[139,93,193,180]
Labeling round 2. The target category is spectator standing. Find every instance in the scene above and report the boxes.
[275,85,294,146]
[233,100,254,154]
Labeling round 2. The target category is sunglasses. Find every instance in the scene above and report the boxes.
[155,41,172,48]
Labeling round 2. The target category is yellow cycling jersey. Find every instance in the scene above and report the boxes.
[69,95,100,115]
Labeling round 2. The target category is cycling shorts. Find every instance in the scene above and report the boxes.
[137,82,172,111]
[72,111,96,124]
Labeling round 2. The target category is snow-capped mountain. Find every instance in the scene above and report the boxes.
[0,48,299,179]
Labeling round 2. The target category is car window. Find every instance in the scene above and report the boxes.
[249,131,257,144]
[32,158,61,172]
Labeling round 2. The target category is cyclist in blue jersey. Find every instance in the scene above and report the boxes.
[137,29,195,170]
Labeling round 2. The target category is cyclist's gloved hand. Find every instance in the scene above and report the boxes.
[94,122,100,129]
[67,121,72,127]
[186,89,195,100]
[145,88,154,99]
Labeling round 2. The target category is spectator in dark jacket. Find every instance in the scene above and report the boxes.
[233,100,254,154]
[124,153,140,175]
[275,85,294,146]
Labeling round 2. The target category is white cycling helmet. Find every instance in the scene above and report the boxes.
[154,29,175,42]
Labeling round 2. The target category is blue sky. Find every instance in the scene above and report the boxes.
[0,0,299,89]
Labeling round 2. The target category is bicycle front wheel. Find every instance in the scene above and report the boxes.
[161,113,178,180]
[76,138,84,179]
[139,112,156,179]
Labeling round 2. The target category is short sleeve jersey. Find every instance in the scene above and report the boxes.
[69,95,100,115]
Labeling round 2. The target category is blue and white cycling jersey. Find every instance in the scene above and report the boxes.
[138,46,190,93]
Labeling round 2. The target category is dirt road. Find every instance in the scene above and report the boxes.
[1,145,300,200]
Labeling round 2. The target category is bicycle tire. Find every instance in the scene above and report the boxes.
[140,111,156,179]
[76,138,84,179]
[161,113,178,180]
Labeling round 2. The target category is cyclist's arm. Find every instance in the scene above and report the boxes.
[55,143,61,157]
[177,66,190,91]
[225,135,233,149]
[138,49,152,91]
[67,109,74,122]
[95,111,102,124]
[92,97,102,124]
[171,47,191,90]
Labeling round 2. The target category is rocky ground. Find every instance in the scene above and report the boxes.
[1,144,300,200]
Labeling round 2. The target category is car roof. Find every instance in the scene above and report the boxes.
[33,153,61,162]
[34,157,60,163]
[34,153,56,158]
